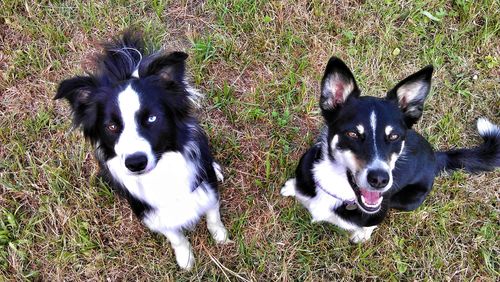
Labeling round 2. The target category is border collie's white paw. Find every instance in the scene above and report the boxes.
[213,162,224,182]
[174,245,195,270]
[206,205,231,244]
[208,224,230,244]
[280,178,296,197]
[349,226,377,244]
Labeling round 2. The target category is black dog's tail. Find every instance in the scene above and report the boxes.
[435,118,500,174]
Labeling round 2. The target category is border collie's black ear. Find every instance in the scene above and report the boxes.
[386,65,433,127]
[142,51,188,82]
[320,57,360,112]
[54,76,99,131]
[54,76,96,105]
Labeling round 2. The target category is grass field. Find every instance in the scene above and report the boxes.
[1,0,499,280]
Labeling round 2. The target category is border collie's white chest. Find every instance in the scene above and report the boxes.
[106,151,217,230]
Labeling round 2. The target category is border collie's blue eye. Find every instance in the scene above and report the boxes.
[147,115,157,123]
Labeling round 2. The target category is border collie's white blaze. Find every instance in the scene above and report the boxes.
[115,85,156,174]
[282,56,500,243]
[55,31,229,270]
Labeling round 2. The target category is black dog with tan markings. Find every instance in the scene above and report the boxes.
[282,57,500,243]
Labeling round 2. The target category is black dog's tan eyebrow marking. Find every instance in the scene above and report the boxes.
[385,125,393,135]
[356,124,365,134]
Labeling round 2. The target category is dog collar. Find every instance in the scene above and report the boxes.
[315,181,357,210]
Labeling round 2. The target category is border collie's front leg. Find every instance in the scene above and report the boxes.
[349,226,377,244]
[206,203,229,243]
[163,230,194,270]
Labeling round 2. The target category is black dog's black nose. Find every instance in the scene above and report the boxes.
[367,169,389,188]
[125,153,148,172]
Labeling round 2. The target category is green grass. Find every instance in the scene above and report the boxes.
[1,0,499,280]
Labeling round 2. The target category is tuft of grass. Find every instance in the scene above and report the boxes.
[1,0,499,280]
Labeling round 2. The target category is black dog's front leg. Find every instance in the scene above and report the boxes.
[389,181,434,211]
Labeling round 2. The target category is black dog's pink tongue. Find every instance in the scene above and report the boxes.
[360,189,381,205]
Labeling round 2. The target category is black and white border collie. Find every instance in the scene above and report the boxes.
[55,32,229,270]
[281,57,500,243]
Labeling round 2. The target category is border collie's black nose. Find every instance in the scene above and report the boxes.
[367,169,389,188]
[125,153,148,172]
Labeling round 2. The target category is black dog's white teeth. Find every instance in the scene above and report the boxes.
[346,170,383,212]
[360,194,383,208]
[359,189,382,206]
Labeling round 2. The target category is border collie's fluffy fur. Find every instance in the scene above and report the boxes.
[281,57,500,243]
[55,32,229,270]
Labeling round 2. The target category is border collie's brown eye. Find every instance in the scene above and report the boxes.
[388,133,399,141]
[107,123,118,133]
[346,131,359,139]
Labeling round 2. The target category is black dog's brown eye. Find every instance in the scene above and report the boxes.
[388,133,399,141]
[346,131,359,139]
[107,123,118,133]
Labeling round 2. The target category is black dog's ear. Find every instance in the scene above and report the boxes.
[141,51,188,82]
[320,57,360,112]
[54,76,99,132]
[386,65,433,127]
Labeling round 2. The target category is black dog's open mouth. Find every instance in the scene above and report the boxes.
[346,170,383,213]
